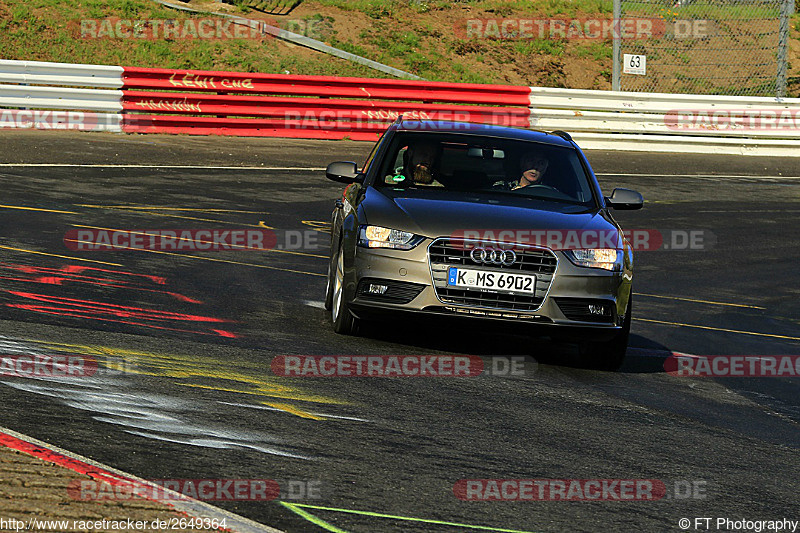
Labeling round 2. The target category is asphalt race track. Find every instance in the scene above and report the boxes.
[0,131,798,532]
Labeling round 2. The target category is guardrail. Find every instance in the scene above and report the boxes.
[0,59,123,88]
[120,66,532,140]
[0,59,123,131]
[2,59,800,156]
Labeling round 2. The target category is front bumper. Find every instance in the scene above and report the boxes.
[347,238,631,335]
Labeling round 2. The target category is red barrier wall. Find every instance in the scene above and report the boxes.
[121,66,533,138]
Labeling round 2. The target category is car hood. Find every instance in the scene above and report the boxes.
[361,187,618,239]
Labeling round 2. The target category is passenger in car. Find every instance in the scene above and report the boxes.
[392,141,444,186]
[493,152,550,190]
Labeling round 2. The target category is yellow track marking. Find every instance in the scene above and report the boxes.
[5,338,346,420]
[78,204,265,214]
[0,204,78,214]
[634,317,800,342]
[64,238,325,276]
[637,293,766,310]
[75,204,273,228]
[262,402,325,420]
[108,208,271,228]
[0,245,122,267]
[173,383,342,405]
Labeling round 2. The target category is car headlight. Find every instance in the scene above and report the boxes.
[358,225,423,250]
[564,249,621,271]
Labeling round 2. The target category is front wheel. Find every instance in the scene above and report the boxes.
[577,295,631,371]
[324,251,334,311]
[330,244,360,335]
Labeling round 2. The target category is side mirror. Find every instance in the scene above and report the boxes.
[326,161,362,184]
[606,188,644,210]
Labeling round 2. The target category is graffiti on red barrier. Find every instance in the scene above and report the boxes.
[360,110,432,121]
[168,73,254,90]
[133,99,203,113]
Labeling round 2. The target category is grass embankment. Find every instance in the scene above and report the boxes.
[0,0,797,95]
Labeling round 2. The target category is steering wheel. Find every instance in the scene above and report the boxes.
[522,184,560,192]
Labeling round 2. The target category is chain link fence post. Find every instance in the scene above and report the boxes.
[777,0,795,97]
[613,0,622,91]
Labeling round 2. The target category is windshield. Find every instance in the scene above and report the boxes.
[376,132,596,207]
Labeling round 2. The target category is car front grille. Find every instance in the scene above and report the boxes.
[429,240,557,274]
[428,238,557,312]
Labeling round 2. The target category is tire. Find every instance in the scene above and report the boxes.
[577,295,632,371]
[324,249,334,311]
[330,243,360,335]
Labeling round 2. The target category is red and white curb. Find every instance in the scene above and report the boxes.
[0,425,283,533]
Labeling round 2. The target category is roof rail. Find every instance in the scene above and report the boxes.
[550,130,573,142]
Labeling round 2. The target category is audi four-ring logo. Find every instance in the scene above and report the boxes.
[470,247,517,266]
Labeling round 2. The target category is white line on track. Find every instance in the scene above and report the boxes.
[0,164,798,180]
[596,173,800,179]
[3,163,799,183]
[0,164,325,170]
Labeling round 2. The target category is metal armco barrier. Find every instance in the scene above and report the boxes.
[0,84,122,112]
[0,59,123,88]
[121,67,532,105]
[2,59,800,156]
[120,66,534,140]
[123,115,386,141]
[122,92,532,138]
[0,59,123,132]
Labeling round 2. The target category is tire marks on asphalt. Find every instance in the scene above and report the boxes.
[0,334,366,460]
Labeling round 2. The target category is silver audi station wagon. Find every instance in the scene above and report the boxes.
[324,120,643,370]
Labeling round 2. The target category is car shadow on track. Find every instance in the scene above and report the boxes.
[351,318,673,374]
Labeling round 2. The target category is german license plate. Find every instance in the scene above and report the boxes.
[447,267,536,294]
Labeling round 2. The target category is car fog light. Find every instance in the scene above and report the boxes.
[368,284,389,295]
[588,304,610,315]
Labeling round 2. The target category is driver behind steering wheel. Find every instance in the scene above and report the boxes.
[493,151,549,191]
